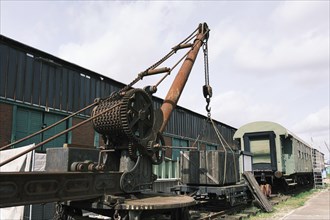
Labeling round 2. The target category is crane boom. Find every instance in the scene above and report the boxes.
[160,23,209,133]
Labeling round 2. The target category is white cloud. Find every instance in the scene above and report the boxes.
[291,106,330,158]
[233,34,329,83]
[204,1,330,89]
[209,90,283,127]
[57,2,198,84]
[292,106,330,134]
[270,1,329,32]
[209,20,241,61]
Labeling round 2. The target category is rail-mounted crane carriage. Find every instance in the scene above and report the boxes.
[0,23,212,220]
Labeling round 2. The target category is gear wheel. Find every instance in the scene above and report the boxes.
[128,142,138,160]
[92,89,154,147]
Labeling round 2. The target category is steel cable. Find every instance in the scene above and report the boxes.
[0,102,98,151]
[0,103,121,167]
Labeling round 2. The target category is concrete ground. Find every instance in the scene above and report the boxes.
[281,189,330,220]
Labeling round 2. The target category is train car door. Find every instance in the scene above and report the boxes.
[243,132,277,171]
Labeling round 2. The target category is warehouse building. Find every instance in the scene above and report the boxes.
[0,34,237,218]
[0,34,237,159]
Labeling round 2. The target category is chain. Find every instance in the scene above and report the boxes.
[203,41,210,87]
[202,37,212,117]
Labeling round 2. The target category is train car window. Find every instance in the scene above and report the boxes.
[250,138,271,164]
[282,137,292,154]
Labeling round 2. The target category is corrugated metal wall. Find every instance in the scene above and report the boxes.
[0,35,236,147]
[0,39,123,115]
[154,102,237,147]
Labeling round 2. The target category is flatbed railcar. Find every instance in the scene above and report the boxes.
[171,149,254,208]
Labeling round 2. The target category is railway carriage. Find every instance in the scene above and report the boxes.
[234,121,315,193]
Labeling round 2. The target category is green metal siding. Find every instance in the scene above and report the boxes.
[172,138,188,161]
[15,107,42,148]
[43,113,66,150]
[0,37,123,115]
[14,107,66,151]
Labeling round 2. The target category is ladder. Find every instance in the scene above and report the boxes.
[312,149,324,188]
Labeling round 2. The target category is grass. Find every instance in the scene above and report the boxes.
[247,177,330,219]
[249,188,319,220]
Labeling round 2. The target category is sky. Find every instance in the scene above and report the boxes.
[0,1,329,160]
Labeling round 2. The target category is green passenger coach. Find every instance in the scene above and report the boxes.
[234,121,315,194]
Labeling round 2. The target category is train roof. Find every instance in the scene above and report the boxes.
[233,121,311,148]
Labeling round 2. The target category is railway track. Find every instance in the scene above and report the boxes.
[189,193,292,220]
[57,183,310,219]
[64,192,295,219]
[201,188,318,220]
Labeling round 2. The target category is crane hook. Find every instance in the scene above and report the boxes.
[206,99,211,113]
[203,84,212,114]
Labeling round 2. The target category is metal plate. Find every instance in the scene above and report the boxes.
[0,171,122,208]
[116,193,196,210]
